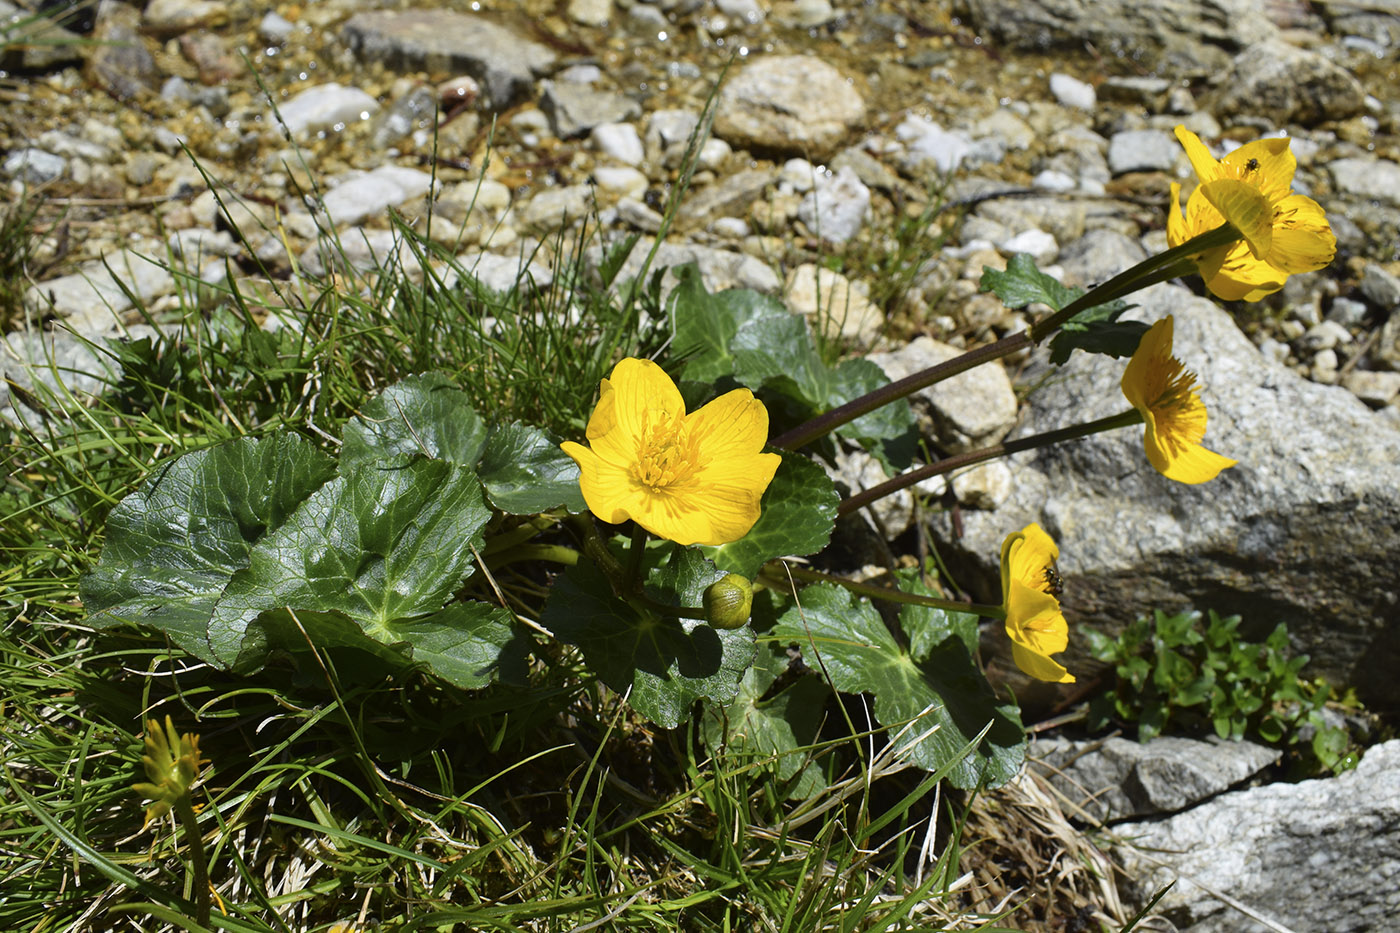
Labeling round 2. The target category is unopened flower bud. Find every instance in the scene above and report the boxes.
[703,573,753,630]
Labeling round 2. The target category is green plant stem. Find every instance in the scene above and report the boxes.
[484,543,580,570]
[761,562,1005,618]
[623,523,648,591]
[172,796,210,928]
[768,223,1241,452]
[839,408,1144,516]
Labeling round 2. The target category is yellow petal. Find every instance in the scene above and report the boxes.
[1199,179,1273,259]
[684,387,772,461]
[603,357,684,448]
[1175,125,1223,183]
[563,441,636,525]
[1221,135,1295,200]
[1012,642,1075,684]
[1142,411,1238,484]
[1198,244,1286,301]
[1267,194,1336,273]
[1120,317,1174,412]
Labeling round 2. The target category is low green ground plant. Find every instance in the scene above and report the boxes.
[1084,609,1364,775]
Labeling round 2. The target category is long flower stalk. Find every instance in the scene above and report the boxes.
[838,409,1144,516]
[768,224,1242,452]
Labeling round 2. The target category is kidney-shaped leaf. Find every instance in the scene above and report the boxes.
[208,458,491,671]
[543,550,753,728]
[772,584,1025,789]
[341,373,488,468]
[81,433,337,663]
[703,451,838,579]
[478,422,586,515]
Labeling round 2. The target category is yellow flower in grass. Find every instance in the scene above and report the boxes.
[1121,316,1236,485]
[1168,125,1335,302]
[562,357,781,546]
[1000,524,1074,684]
[132,716,207,827]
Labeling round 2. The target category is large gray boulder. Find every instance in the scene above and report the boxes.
[1114,739,1400,932]
[933,284,1400,706]
[340,11,556,110]
[959,0,1278,73]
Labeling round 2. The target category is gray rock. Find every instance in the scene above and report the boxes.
[567,0,612,27]
[678,168,777,231]
[1031,735,1280,823]
[1329,157,1400,208]
[715,55,865,159]
[1107,129,1177,175]
[1211,39,1366,126]
[975,196,1087,245]
[518,184,595,233]
[645,109,702,167]
[1326,296,1369,328]
[142,0,225,37]
[1,325,163,424]
[1098,76,1172,108]
[591,122,645,165]
[1049,73,1095,111]
[86,0,157,101]
[540,81,642,139]
[1341,369,1400,407]
[1058,228,1147,288]
[934,284,1400,707]
[371,85,437,149]
[960,0,1277,73]
[868,336,1019,452]
[796,166,871,245]
[897,116,974,174]
[341,11,556,110]
[1360,263,1400,310]
[4,149,66,184]
[300,228,423,279]
[998,228,1058,266]
[1115,740,1400,933]
[785,264,882,346]
[25,249,176,332]
[36,130,111,163]
[259,11,294,44]
[592,238,782,296]
[317,165,436,228]
[0,0,84,70]
[275,83,380,139]
[449,251,554,294]
[616,197,664,232]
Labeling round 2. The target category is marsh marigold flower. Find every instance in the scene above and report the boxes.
[1121,316,1236,485]
[562,357,781,547]
[1168,125,1335,302]
[1000,523,1074,684]
[132,716,207,827]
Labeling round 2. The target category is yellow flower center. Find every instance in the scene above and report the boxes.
[1147,355,1199,416]
[633,410,698,490]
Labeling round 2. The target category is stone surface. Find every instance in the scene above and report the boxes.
[1211,38,1367,126]
[796,166,871,245]
[86,1,157,101]
[1329,157,1400,207]
[960,0,1278,72]
[594,239,782,296]
[591,122,645,166]
[1031,735,1280,823]
[1107,129,1177,175]
[932,284,1400,707]
[275,83,380,139]
[784,264,882,346]
[25,249,177,331]
[868,337,1019,452]
[540,81,642,139]
[341,10,556,110]
[715,55,865,159]
[1115,740,1400,932]
[319,165,436,228]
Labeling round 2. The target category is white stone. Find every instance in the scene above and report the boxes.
[796,166,871,244]
[1049,72,1096,110]
[952,461,1014,510]
[785,264,882,345]
[319,165,436,228]
[593,165,648,200]
[567,0,612,27]
[999,228,1059,265]
[896,116,973,174]
[275,83,380,138]
[591,122,645,165]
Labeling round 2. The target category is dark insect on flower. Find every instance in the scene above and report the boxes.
[1245,158,1260,172]
[1043,565,1064,597]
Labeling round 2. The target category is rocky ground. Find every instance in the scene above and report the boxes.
[3,0,1400,930]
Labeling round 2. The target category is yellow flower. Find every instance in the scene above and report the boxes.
[1168,125,1335,302]
[132,716,207,826]
[1121,316,1236,484]
[1000,523,1074,684]
[562,357,781,546]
